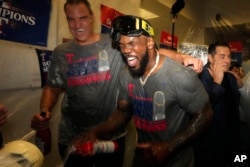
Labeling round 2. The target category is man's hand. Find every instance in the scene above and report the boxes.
[228,70,243,88]
[30,111,51,130]
[136,141,171,166]
[182,55,203,73]
[71,130,98,156]
[208,61,224,85]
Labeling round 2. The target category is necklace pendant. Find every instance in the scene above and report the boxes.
[139,78,146,86]
[139,52,160,86]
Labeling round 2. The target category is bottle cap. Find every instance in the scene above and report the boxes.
[40,112,46,118]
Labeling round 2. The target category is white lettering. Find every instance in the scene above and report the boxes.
[234,155,247,162]
[241,155,247,162]
[0,7,36,25]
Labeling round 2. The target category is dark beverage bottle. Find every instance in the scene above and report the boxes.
[0,130,3,148]
[35,112,51,155]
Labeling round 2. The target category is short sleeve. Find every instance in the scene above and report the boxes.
[173,69,209,114]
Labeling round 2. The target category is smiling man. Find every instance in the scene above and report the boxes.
[194,41,242,167]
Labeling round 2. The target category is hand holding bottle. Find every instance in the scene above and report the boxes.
[34,112,51,155]
[72,140,118,156]
[31,111,50,131]
[70,130,98,156]
[70,128,118,156]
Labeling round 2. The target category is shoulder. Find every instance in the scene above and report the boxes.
[99,34,124,61]
[164,57,203,91]
[100,33,112,44]
[53,40,75,54]
[56,39,74,49]
[198,65,213,82]
[164,56,197,79]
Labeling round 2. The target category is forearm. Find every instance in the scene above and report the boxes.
[159,48,203,73]
[94,110,132,139]
[40,85,63,113]
[159,48,184,63]
[167,102,213,153]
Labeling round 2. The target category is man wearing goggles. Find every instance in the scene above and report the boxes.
[82,15,213,167]
[111,15,202,73]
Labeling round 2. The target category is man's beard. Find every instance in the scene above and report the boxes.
[128,50,149,79]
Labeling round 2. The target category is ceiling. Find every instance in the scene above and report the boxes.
[141,0,250,27]
[140,0,250,46]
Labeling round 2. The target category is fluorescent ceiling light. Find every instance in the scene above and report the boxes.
[140,8,159,19]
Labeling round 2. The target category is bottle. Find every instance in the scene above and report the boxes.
[35,112,51,155]
[0,130,3,148]
[73,141,118,155]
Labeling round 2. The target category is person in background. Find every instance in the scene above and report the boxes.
[77,15,213,167]
[229,61,243,88]
[194,40,241,167]
[0,103,7,148]
[242,59,250,75]
[30,1,204,167]
[228,61,250,157]
[0,103,7,126]
[239,69,250,154]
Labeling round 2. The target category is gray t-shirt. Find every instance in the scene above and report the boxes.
[118,56,209,167]
[47,34,125,144]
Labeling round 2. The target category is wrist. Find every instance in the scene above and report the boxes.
[40,107,50,113]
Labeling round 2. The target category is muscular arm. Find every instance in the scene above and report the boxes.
[167,102,213,152]
[40,85,64,114]
[73,99,133,150]
[31,85,63,130]
[137,102,213,165]
[93,99,133,139]
[159,48,184,63]
[159,48,203,73]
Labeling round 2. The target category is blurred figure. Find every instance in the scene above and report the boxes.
[229,61,243,88]
[242,59,250,75]
[0,103,7,126]
[229,62,250,156]
[240,68,250,126]
[0,103,7,148]
[239,69,250,153]
[0,140,44,167]
[229,62,244,78]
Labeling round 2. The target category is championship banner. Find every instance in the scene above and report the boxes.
[35,48,52,88]
[159,30,178,51]
[0,0,51,46]
[229,41,242,65]
[179,42,208,65]
[100,4,123,34]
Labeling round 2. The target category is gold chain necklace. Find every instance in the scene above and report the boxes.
[140,52,159,86]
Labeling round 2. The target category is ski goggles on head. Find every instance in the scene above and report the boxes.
[110,15,154,41]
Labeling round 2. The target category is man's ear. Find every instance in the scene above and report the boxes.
[208,54,213,63]
[147,37,155,50]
